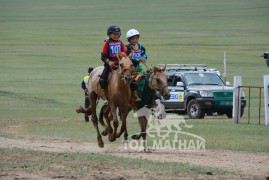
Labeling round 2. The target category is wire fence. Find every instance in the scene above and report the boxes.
[237,86,265,125]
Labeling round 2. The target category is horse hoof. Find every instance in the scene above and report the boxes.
[101,130,108,136]
[108,134,116,142]
[99,119,105,126]
[98,140,104,148]
[116,133,121,138]
[131,134,140,140]
[75,106,83,113]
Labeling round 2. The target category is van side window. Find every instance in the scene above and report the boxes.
[167,76,175,86]
[174,77,182,86]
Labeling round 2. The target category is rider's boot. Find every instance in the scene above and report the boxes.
[132,90,141,101]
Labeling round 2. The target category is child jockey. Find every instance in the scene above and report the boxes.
[126,29,148,73]
[99,25,139,104]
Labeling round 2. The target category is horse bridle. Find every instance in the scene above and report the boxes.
[151,83,168,95]
[118,68,134,79]
[114,65,134,85]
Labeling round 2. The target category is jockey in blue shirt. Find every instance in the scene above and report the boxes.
[125,29,148,73]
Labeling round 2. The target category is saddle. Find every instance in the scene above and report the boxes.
[134,73,142,81]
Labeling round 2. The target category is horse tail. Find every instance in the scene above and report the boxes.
[98,105,107,126]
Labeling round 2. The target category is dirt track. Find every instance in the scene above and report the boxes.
[0,121,269,179]
[1,136,269,179]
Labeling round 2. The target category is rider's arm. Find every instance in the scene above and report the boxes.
[121,41,127,54]
[101,41,109,63]
[141,45,147,61]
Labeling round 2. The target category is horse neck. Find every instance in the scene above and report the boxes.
[111,70,130,90]
[148,73,155,90]
[146,74,157,107]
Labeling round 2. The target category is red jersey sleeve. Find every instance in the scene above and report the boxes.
[102,41,109,55]
[121,41,127,53]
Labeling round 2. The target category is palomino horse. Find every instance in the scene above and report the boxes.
[100,65,170,151]
[88,51,134,148]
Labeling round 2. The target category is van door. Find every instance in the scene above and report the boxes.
[162,75,185,110]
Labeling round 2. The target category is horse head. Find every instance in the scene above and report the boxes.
[149,64,170,100]
[117,51,134,85]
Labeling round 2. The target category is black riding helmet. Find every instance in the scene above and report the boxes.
[107,25,121,36]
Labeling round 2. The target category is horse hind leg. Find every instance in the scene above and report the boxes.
[130,116,148,151]
[102,111,113,136]
[99,105,108,136]
[98,104,107,127]
[90,92,104,148]
[131,116,144,140]
[100,105,113,136]
[76,105,92,115]
[75,106,86,113]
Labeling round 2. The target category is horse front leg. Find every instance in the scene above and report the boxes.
[108,104,118,142]
[116,107,128,139]
[140,117,148,152]
[122,112,129,150]
[90,92,104,148]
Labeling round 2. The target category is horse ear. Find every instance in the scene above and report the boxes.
[153,66,158,74]
[129,52,133,59]
[117,51,122,61]
[162,64,167,72]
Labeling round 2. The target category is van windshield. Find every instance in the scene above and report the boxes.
[184,73,225,86]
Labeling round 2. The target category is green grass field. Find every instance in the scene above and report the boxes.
[0,0,269,153]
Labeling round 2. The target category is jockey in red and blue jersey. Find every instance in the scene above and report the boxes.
[99,25,127,104]
[101,38,126,63]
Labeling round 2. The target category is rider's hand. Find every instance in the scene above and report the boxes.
[108,61,118,69]
[139,58,146,63]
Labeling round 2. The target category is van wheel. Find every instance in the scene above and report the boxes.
[187,99,205,119]
[227,108,245,118]
[226,110,233,118]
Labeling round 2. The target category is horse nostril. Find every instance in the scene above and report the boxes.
[124,77,132,85]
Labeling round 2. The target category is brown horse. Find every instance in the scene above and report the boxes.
[87,51,134,148]
[100,65,170,151]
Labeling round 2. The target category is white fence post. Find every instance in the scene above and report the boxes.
[233,76,242,123]
[264,75,269,126]
[223,50,227,83]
